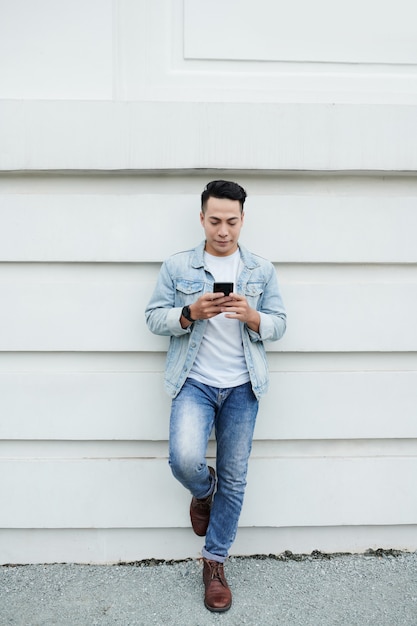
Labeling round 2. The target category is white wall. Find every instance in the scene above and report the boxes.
[1,0,417,564]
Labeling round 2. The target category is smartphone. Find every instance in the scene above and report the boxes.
[213,282,234,296]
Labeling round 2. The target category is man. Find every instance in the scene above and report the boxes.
[145,180,286,612]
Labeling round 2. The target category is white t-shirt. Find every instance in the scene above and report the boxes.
[188,249,250,388]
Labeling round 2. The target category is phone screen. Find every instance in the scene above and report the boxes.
[213,282,234,296]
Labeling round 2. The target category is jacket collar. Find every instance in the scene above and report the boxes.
[191,241,259,270]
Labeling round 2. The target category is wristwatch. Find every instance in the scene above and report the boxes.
[181,305,195,322]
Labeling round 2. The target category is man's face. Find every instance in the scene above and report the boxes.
[200,196,244,257]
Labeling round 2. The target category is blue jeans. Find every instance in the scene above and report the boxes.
[169,378,259,562]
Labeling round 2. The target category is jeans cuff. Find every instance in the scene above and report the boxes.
[197,467,215,499]
[202,548,226,563]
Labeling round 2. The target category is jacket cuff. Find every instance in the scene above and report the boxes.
[166,307,191,336]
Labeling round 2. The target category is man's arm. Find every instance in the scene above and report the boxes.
[145,263,232,335]
[220,264,286,342]
[145,262,188,337]
[221,296,261,333]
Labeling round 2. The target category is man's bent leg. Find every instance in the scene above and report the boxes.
[168,379,216,500]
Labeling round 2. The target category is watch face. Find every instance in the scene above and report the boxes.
[183,306,192,321]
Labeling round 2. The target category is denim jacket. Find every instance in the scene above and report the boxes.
[145,241,286,400]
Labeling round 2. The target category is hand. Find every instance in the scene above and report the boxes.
[188,292,233,321]
[219,293,261,332]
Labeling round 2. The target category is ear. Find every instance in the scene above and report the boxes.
[200,210,205,226]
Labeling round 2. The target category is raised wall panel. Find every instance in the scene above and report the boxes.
[0,372,168,440]
[1,371,416,440]
[2,526,417,565]
[259,372,417,440]
[1,193,416,263]
[184,0,417,65]
[1,457,416,528]
[117,0,417,105]
[0,0,113,100]
[1,0,416,107]
[0,269,415,352]
[2,101,417,171]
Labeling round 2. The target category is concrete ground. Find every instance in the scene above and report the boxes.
[1,551,417,625]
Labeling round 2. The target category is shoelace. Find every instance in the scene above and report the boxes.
[207,562,227,586]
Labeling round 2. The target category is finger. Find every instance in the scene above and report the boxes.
[210,292,225,301]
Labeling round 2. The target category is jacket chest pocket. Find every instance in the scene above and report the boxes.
[243,282,264,307]
[175,279,205,306]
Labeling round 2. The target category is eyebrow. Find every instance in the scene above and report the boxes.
[209,216,239,222]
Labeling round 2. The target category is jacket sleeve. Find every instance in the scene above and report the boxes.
[145,261,191,337]
[247,262,286,343]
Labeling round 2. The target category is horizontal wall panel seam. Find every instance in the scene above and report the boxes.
[2,439,417,459]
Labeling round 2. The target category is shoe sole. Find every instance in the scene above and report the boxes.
[204,600,232,613]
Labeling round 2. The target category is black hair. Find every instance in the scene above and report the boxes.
[201,180,247,213]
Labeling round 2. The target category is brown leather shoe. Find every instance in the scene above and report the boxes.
[203,558,232,612]
[190,466,216,537]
